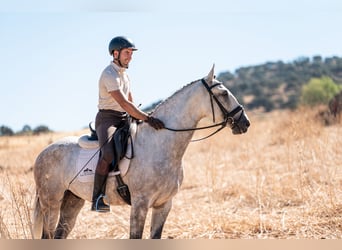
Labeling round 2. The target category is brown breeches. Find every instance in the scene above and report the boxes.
[95,110,128,175]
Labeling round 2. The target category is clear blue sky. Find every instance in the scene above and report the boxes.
[1,0,342,132]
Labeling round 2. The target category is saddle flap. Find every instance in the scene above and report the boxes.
[113,121,132,161]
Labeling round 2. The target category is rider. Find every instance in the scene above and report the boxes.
[91,36,165,212]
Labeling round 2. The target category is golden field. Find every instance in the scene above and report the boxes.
[0,108,341,239]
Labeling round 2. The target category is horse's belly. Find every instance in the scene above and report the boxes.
[69,176,127,205]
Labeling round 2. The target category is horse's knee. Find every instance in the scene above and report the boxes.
[130,203,149,239]
[150,201,172,239]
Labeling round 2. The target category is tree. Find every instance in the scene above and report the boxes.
[19,124,32,135]
[33,125,51,135]
[0,125,14,136]
[300,76,342,106]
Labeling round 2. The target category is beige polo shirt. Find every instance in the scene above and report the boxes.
[97,62,131,112]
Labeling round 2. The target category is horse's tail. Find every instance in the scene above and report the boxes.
[32,192,43,239]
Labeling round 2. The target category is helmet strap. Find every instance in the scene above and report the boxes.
[113,50,128,69]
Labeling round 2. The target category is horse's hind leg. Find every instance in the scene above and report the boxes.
[150,200,172,239]
[33,194,61,239]
[54,190,85,239]
[41,203,61,239]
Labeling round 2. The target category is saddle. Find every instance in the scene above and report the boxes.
[85,121,134,163]
[79,120,136,205]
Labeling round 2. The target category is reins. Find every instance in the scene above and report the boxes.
[164,78,244,142]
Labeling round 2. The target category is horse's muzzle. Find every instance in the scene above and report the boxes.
[231,116,250,134]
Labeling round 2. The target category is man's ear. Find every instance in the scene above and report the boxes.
[113,50,119,59]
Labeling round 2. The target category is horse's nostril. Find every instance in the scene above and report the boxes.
[246,120,250,127]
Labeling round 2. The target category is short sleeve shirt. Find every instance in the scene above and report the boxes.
[97,62,131,112]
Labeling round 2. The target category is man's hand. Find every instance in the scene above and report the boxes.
[146,116,165,130]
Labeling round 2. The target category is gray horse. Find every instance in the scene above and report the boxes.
[32,66,250,239]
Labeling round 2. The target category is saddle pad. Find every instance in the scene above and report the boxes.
[75,148,132,183]
[75,123,137,183]
[76,148,100,182]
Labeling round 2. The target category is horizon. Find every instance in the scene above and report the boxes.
[2,53,340,134]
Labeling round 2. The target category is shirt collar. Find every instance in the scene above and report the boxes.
[111,61,125,74]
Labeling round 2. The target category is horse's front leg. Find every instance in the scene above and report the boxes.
[150,199,172,239]
[129,200,149,239]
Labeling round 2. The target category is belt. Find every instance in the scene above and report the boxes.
[99,109,128,117]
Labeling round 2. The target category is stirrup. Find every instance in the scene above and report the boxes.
[93,194,110,212]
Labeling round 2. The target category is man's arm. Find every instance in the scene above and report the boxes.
[110,89,165,130]
[110,89,148,121]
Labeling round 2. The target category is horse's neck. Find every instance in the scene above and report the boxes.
[152,81,208,153]
[155,81,206,132]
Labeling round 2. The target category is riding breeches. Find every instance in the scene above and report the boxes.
[95,109,128,174]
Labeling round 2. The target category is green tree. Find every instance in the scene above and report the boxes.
[33,125,51,135]
[0,125,14,136]
[300,76,341,106]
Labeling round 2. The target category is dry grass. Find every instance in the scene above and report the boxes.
[0,108,341,239]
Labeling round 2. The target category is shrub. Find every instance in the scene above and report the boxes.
[300,76,342,106]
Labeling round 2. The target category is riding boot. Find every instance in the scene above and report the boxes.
[91,159,110,212]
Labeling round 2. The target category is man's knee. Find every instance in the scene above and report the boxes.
[96,158,111,175]
[101,144,115,163]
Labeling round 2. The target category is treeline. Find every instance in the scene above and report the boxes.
[217,55,342,111]
[0,125,52,136]
[3,55,342,136]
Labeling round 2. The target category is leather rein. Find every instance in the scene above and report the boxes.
[164,78,244,142]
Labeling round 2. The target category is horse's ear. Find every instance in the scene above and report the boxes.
[206,64,215,84]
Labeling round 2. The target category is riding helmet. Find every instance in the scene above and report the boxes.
[108,36,137,55]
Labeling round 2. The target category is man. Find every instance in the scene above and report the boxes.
[91,36,164,212]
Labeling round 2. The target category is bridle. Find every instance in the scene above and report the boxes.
[164,78,244,141]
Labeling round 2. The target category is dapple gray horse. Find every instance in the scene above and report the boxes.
[32,66,250,239]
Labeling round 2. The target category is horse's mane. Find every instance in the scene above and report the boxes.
[151,79,201,114]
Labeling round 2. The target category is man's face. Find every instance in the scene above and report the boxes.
[114,48,133,68]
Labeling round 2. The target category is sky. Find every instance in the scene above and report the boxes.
[1,0,342,132]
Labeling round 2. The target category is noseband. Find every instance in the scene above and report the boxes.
[164,78,245,141]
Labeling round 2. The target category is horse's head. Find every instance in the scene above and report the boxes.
[203,65,250,134]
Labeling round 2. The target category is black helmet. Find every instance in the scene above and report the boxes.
[108,36,137,55]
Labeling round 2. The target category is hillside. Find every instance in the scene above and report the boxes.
[217,55,342,112]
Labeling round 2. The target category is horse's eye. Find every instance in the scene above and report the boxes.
[221,91,228,97]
